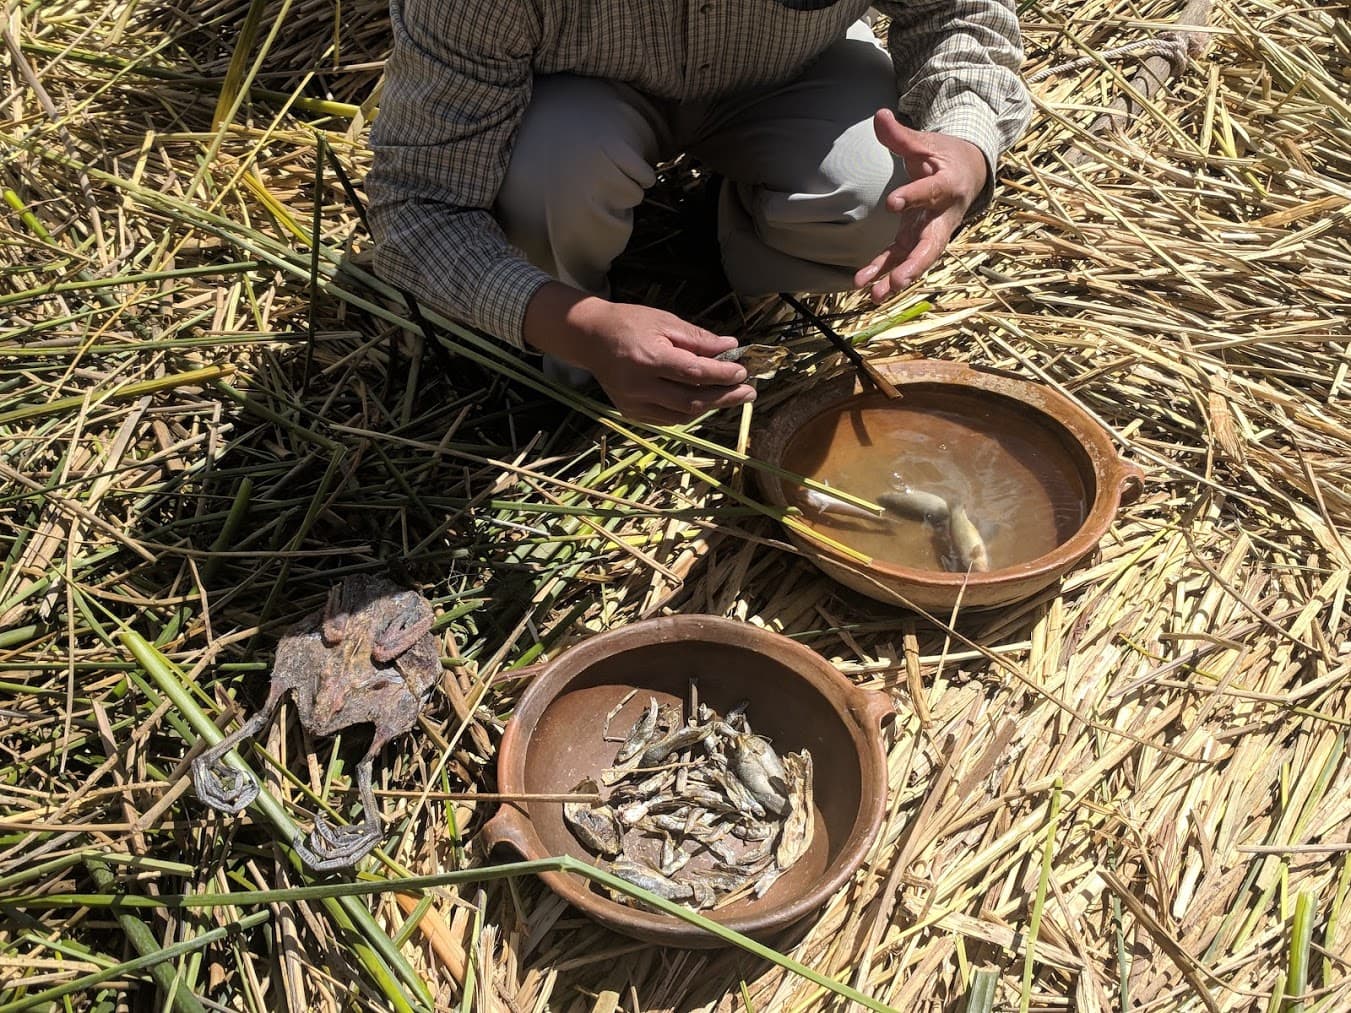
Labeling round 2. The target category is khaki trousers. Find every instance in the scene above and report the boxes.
[495,19,904,376]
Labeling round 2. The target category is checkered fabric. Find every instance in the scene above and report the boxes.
[367,0,1030,348]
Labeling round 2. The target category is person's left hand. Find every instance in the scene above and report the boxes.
[854,107,989,304]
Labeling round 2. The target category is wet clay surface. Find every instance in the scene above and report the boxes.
[784,389,1090,571]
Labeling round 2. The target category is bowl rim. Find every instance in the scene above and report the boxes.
[753,358,1142,590]
[485,614,893,944]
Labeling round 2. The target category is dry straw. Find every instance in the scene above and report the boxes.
[1,0,1348,1010]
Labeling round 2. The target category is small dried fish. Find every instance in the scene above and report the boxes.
[736,835,776,870]
[637,724,712,767]
[730,734,790,816]
[710,767,767,819]
[640,810,720,839]
[947,503,991,572]
[877,487,950,523]
[614,697,660,762]
[580,684,814,911]
[716,343,790,377]
[601,688,640,741]
[675,785,739,811]
[705,835,742,865]
[617,799,651,826]
[731,818,778,842]
[637,812,686,834]
[687,878,717,909]
[563,778,622,855]
[660,836,693,877]
[688,869,752,895]
[775,751,814,870]
[752,863,785,899]
[676,678,699,796]
[610,856,693,902]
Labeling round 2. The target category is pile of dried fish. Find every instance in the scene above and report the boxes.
[564,685,813,910]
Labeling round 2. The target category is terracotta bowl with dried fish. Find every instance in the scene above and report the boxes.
[481,614,895,947]
[753,358,1144,611]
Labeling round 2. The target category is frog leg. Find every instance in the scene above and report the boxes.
[294,739,385,871]
[369,590,434,664]
[191,684,285,814]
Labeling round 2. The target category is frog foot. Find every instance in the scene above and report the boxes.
[192,754,260,814]
[190,705,275,815]
[294,813,382,871]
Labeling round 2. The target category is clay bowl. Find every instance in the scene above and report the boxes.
[480,614,893,947]
[754,359,1143,611]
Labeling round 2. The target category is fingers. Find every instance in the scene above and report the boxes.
[854,253,886,290]
[661,349,748,387]
[885,173,954,213]
[625,404,696,427]
[856,213,957,303]
[665,325,738,359]
[592,308,758,423]
[873,107,986,217]
[872,107,931,162]
[659,325,749,386]
[651,379,757,417]
[620,381,757,425]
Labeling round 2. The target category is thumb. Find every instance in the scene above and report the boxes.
[873,108,934,172]
[667,323,737,358]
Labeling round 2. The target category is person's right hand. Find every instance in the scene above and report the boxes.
[523,284,757,425]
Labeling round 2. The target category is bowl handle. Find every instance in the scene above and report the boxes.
[855,690,898,728]
[1117,461,1146,507]
[479,805,534,858]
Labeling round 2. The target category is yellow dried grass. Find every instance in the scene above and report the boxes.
[1,0,1348,1010]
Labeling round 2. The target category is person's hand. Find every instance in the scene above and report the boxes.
[855,107,989,304]
[579,303,757,425]
[523,284,756,425]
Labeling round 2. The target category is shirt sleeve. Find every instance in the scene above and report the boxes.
[366,0,553,348]
[876,0,1032,214]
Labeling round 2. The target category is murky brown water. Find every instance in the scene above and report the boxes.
[782,390,1089,572]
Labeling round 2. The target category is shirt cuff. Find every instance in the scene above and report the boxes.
[469,255,555,349]
[914,98,1002,219]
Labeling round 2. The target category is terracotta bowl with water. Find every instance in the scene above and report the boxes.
[480,614,894,947]
[754,359,1143,611]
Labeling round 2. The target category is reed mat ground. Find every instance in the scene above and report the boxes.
[2,0,1349,1010]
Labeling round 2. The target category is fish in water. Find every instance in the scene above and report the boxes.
[947,503,991,572]
[801,488,883,520]
[877,487,950,524]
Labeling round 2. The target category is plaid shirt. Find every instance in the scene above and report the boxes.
[368,0,1030,348]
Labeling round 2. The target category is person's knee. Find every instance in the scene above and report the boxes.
[825,152,898,242]
[497,133,635,237]
[496,80,655,244]
[750,147,902,270]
